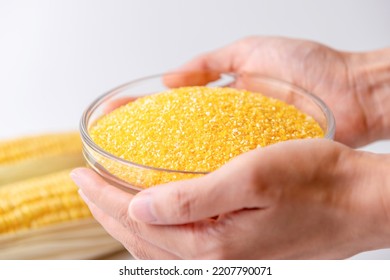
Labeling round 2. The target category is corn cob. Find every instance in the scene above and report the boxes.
[0,218,126,260]
[0,132,128,259]
[0,132,84,185]
[0,169,91,234]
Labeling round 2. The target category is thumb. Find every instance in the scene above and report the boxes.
[128,148,270,225]
[163,43,237,88]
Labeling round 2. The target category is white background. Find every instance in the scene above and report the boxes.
[0,0,389,259]
[1,260,390,279]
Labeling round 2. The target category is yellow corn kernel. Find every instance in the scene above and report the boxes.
[0,169,91,234]
[0,132,82,164]
[0,132,84,185]
[89,86,324,187]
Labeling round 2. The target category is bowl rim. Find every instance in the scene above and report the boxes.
[80,71,336,175]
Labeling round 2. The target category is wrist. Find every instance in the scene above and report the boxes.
[348,150,390,251]
[346,48,390,142]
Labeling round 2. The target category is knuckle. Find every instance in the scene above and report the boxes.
[124,236,150,260]
[241,170,263,198]
[171,188,194,222]
[127,220,143,236]
[120,213,143,236]
[116,206,130,226]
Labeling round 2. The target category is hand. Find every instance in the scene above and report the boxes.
[71,139,390,259]
[169,36,388,147]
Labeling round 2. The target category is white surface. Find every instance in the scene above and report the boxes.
[0,0,389,259]
[1,260,390,279]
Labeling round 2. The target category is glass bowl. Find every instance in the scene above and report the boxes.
[80,72,335,193]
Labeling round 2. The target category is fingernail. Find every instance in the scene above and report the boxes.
[129,193,156,223]
[70,169,87,189]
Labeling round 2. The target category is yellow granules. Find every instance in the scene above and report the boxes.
[90,87,323,178]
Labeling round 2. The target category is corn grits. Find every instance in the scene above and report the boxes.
[90,86,323,185]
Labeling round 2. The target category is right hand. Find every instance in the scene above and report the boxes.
[170,36,386,147]
[72,139,390,259]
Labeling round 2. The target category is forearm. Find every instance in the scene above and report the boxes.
[347,48,390,142]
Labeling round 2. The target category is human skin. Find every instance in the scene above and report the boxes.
[71,37,390,259]
[167,36,390,147]
[72,140,390,259]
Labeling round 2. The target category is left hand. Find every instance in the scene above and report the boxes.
[71,139,390,259]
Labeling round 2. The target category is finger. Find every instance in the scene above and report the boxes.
[129,139,335,226]
[79,190,180,260]
[162,70,221,88]
[103,97,138,114]
[163,43,237,88]
[70,168,216,258]
[178,45,236,73]
[129,147,273,225]
[71,168,134,224]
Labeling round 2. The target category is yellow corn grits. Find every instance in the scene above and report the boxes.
[90,86,323,180]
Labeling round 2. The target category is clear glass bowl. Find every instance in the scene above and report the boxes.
[80,72,335,193]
